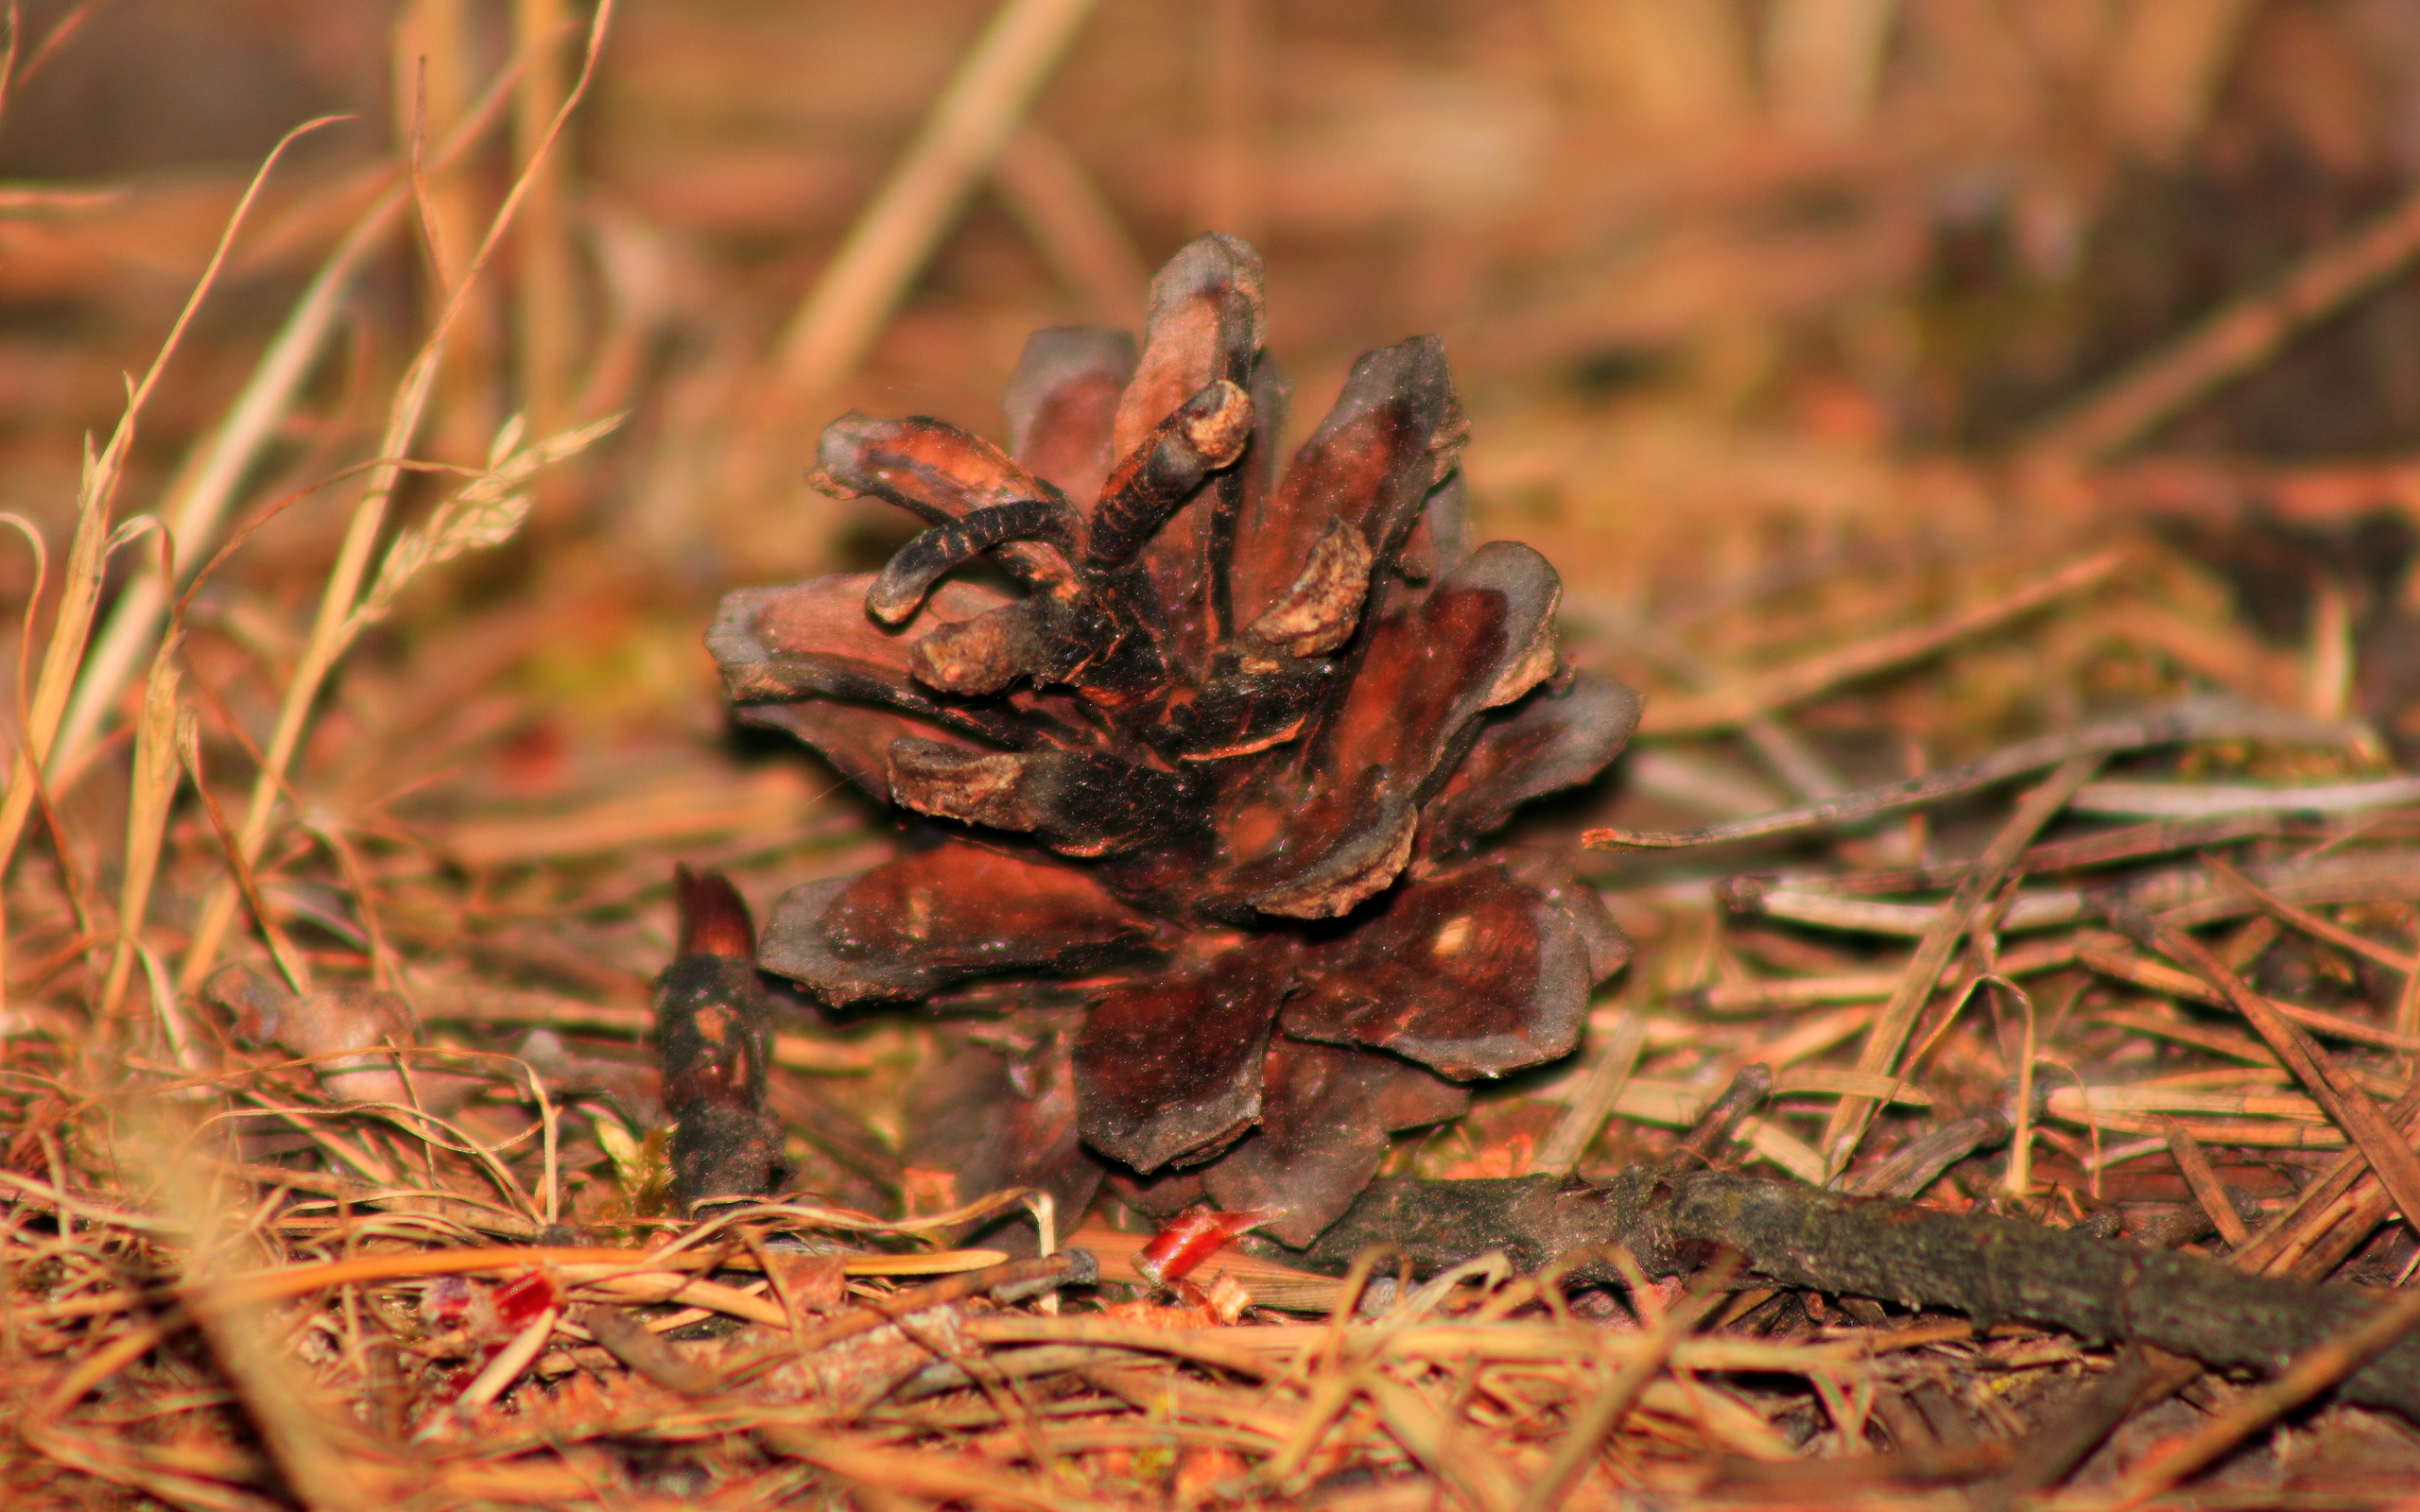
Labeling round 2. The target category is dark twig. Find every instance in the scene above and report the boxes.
[1281,1171,2420,1418]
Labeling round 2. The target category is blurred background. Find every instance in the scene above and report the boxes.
[11,0,2420,1170]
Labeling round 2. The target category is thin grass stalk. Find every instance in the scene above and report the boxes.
[99,644,185,1021]
[512,0,576,438]
[771,0,1102,405]
[0,118,339,998]
[178,1,616,991]
[52,54,539,784]
[179,720,311,996]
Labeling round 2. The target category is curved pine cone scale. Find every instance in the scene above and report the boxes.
[712,234,1643,1248]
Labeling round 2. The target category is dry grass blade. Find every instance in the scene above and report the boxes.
[50,56,533,783]
[178,1,617,991]
[770,0,1102,407]
[0,115,339,990]
[97,643,185,1019]
[1821,754,2101,1177]
[1639,552,2122,736]
[2112,901,2420,1253]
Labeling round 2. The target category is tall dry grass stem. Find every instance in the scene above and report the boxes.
[0,117,342,1000]
[770,0,1102,410]
[178,2,618,992]
[53,59,543,784]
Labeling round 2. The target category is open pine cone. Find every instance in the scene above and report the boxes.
[710,235,1640,1246]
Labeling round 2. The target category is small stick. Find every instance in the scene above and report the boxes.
[1586,698,2365,850]
[1289,1171,2420,1418]
[2110,1284,2420,1505]
[1822,755,2100,1177]
[2159,1118,2252,1249]
[1638,553,2122,736]
[2108,900,2420,1252]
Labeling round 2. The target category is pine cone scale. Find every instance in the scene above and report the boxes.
[1002,328,1134,507]
[759,840,1167,1006]
[1071,937,1290,1173]
[1278,865,1590,1080]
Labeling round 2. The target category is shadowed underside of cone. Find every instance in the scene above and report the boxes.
[711,235,1641,1247]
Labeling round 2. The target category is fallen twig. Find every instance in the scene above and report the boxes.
[1282,1171,2420,1418]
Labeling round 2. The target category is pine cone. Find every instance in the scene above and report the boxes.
[710,235,1640,1246]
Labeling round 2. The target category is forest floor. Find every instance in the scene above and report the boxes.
[15,1,2420,1506]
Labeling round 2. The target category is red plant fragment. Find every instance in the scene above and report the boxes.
[493,1269,562,1331]
[713,234,1637,1249]
[1135,1209,1270,1288]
